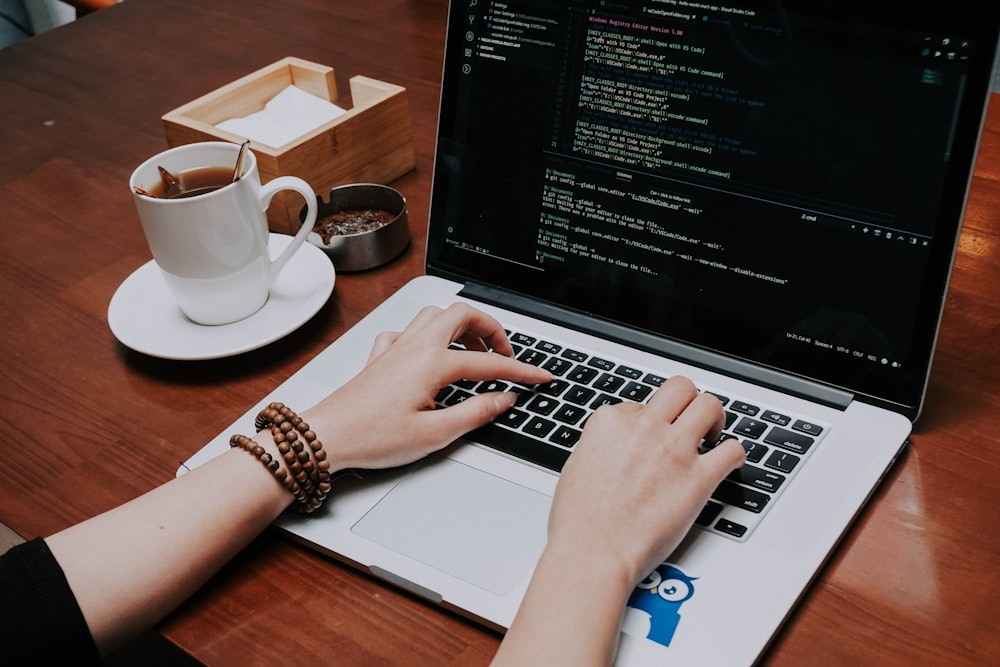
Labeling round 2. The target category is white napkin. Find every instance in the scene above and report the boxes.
[216,85,347,148]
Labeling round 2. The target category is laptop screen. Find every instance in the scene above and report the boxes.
[426,0,999,417]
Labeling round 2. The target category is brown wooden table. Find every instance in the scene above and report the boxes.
[1,1,998,664]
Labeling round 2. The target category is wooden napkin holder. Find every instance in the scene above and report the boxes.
[161,56,416,234]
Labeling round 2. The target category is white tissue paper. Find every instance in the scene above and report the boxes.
[215,85,347,148]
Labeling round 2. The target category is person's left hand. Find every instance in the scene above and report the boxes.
[301,303,552,472]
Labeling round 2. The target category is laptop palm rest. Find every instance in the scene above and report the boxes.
[351,457,551,596]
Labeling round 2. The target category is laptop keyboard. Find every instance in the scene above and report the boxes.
[435,327,828,542]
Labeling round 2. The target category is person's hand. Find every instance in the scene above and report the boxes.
[301,303,552,472]
[547,376,746,586]
[492,376,746,666]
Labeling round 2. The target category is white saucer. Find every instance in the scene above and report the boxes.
[108,234,335,360]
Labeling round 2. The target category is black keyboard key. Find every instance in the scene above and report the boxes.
[524,417,556,438]
[709,433,742,450]
[712,480,770,513]
[730,400,760,416]
[764,449,800,473]
[761,410,791,426]
[510,333,536,346]
[724,411,738,429]
[434,386,452,404]
[477,380,509,393]
[564,385,597,405]
[567,365,599,384]
[792,419,823,436]
[594,373,625,392]
[643,373,667,387]
[695,501,724,526]
[550,426,582,447]
[468,423,570,472]
[561,348,588,362]
[526,395,559,416]
[588,356,615,371]
[509,386,535,406]
[443,389,473,406]
[714,518,748,538]
[741,440,768,463]
[733,417,768,439]
[764,426,815,455]
[537,379,570,396]
[536,340,562,354]
[620,381,652,402]
[517,348,547,366]
[542,357,573,376]
[496,409,529,428]
[728,465,785,493]
[553,404,587,425]
[615,365,643,379]
[590,393,622,409]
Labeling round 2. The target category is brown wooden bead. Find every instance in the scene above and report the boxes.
[240,401,335,514]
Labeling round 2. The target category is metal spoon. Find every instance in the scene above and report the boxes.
[231,140,250,183]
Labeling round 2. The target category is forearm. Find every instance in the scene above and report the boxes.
[46,443,292,656]
[493,544,635,667]
[33,305,559,658]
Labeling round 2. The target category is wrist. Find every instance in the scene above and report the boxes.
[537,537,638,605]
[230,402,332,514]
[500,538,636,665]
[298,402,351,473]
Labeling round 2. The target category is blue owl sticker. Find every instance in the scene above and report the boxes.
[623,563,697,647]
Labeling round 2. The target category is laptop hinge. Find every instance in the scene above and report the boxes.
[460,282,854,411]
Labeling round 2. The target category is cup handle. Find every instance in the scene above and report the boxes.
[257,176,319,287]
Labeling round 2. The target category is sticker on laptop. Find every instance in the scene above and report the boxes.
[622,563,697,647]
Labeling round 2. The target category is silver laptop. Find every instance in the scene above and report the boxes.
[183,1,999,663]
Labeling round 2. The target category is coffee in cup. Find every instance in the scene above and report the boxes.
[144,165,235,199]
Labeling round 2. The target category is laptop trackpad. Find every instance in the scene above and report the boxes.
[351,457,551,596]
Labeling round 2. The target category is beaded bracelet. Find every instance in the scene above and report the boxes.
[230,402,332,514]
[257,402,333,508]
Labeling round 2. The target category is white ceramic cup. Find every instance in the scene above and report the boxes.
[130,141,317,325]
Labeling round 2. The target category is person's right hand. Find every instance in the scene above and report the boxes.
[492,375,746,666]
[547,375,746,587]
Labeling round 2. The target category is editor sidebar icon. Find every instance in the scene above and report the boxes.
[464,27,475,75]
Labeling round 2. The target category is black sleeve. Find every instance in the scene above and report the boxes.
[0,537,101,665]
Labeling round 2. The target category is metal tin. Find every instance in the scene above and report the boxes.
[304,183,410,272]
